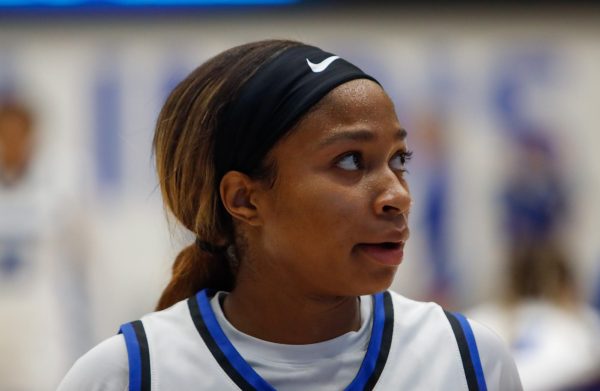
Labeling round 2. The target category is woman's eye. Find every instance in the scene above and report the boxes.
[390,150,413,171]
[336,153,362,171]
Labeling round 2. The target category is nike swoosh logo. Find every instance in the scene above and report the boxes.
[306,55,340,73]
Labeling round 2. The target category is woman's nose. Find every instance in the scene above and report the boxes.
[373,171,411,217]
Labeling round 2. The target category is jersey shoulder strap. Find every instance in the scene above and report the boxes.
[119,320,151,391]
[444,311,488,391]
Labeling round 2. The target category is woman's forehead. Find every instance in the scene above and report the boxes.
[308,80,397,127]
[279,80,402,150]
[320,79,386,109]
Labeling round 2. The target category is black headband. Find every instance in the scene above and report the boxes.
[214,44,379,182]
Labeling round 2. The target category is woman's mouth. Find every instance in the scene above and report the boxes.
[355,242,404,266]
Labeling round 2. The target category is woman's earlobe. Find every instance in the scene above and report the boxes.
[220,171,261,226]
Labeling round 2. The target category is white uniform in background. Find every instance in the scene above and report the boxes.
[468,300,600,391]
[0,160,89,391]
[59,289,522,391]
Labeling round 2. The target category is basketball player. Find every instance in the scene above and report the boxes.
[58,40,522,391]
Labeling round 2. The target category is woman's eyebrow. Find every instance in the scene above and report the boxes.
[318,128,407,148]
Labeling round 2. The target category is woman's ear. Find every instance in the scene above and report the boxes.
[219,171,262,226]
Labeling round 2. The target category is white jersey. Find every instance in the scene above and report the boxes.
[59,290,522,391]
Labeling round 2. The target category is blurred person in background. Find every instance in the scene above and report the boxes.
[0,96,90,391]
[468,132,600,390]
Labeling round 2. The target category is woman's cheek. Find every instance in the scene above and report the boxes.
[315,191,363,229]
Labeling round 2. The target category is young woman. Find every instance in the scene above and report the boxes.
[58,39,522,391]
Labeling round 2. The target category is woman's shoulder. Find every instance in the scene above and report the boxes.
[468,318,523,390]
[57,298,194,391]
[386,290,517,357]
[57,334,128,391]
[385,290,522,390]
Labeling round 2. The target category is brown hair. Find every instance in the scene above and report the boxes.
[154,39,302,310]
[505,241,576,306]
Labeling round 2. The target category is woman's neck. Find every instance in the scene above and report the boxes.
[223,277,361,345]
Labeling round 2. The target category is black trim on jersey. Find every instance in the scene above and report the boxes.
[444,311,479,391]
[363,291,394,391]
[187,296,257,391]
[189,290,394,391]
[132,320,151,391]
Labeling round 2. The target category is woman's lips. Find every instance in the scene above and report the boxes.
[355,242,404,266]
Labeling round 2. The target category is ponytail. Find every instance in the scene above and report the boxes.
[153,40,302,311]
[156,243,234,310]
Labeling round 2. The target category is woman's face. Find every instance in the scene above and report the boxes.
[253,79,411,297]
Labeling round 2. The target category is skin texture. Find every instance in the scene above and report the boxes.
[220,79,411,344]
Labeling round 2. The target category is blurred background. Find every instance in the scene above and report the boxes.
[1,1,600,390]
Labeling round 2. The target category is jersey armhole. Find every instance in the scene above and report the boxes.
[118,320,151,391]
[444,311,488,391]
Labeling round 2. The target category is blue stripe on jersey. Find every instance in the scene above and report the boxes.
[119,322,142,391]
[345,291,385,391]
[196,290,276,391]
[453,312,488,391]
[195,289,392,391]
